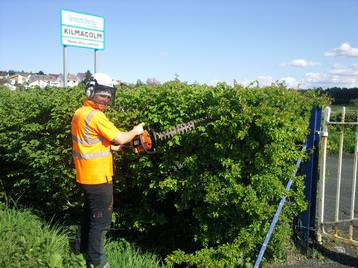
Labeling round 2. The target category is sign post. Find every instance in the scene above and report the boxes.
[94,49,98,73]
[60,9,105,86]
[63,45,67,87]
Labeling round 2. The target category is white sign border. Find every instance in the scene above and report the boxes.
[60,9,105,50]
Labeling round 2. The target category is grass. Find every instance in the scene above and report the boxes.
[0,206,169,268]
[106,239,170,268]
[0,207,85,267]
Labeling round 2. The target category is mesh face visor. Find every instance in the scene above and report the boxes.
[94,85,116,105]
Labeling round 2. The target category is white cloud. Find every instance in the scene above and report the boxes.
[233,80,252,87]
[256,75,301,88]
[233,77,270,87]
[302,64,358,88]
[279,76,301,88]
[329,64,358,76]
[208,79,219,86]
[283,59,320,67]
[324,42,358,57]
[234,62,358,89]
[256,75,275,86]
[234,75,301,88]
[304,72,327,83]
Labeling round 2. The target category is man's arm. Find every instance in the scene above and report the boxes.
[111,123,144,145]
[110,144,122,151]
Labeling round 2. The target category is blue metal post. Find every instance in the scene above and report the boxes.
[296,107,322,251]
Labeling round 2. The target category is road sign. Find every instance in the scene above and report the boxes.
[61,9,105,50]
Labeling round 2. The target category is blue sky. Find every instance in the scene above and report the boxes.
[1,0,357,88]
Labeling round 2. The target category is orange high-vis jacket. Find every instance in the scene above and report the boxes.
[71,100,121,184]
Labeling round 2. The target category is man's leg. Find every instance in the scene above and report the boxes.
[73,185,90,254]
[74,199,90,253]
[81,182,113,267]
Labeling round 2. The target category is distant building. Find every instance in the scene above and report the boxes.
[76,72,86,82]
[4,83,16,90]
[1,71,100,89]
[8,74,30,85]
[28,75,57,88]
[66,74,79,87]
[113,79,123,86]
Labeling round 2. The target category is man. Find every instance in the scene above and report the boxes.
[71,73,144,268]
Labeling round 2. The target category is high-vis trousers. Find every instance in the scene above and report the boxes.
[77,181,113,267]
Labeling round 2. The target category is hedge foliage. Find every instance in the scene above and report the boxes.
[0,82,327,267]
[327,107,357,154]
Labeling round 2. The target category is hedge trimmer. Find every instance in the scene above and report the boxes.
[126,118,207,154]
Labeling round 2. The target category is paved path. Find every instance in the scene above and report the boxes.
[315,153,358,267]
[270,153,358,267]
[322,153,357,224]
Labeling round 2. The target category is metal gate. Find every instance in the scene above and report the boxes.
[254,106,358,266]
[317,106,358,247]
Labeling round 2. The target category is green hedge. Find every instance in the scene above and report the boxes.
[0,83,327,267]
[0,86,82,218]
[327,107,357,154]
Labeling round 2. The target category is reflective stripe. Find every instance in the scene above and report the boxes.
[72,135,104,145]
[72,110,105,145]
[72,150,111,160]
[84,110,97,141]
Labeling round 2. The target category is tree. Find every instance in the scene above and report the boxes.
[37,71,45,75]
[85,70,92,80]
[146,78,161,85]
[136,79,144,86]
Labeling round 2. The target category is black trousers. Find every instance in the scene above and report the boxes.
[77,182,113,267]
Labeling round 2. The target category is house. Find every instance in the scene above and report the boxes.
[27,75,58,88]
[8,74,29,85]
[66,74,79,87]
[26,73,79,88]
[4,83,16,90]
[2,71,94,89]
[48,74,63,87]
[0,73,9,80]
[76,72,87,82]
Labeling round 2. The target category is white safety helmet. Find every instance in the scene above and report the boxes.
[85,73,116,100]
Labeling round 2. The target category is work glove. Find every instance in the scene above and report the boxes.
[132,123,144,136]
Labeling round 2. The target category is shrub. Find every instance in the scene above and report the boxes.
[0,86,83,220]
[0,83,328,267]
[109,83,327,266]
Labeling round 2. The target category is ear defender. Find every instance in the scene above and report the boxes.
[85,78,98,98]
